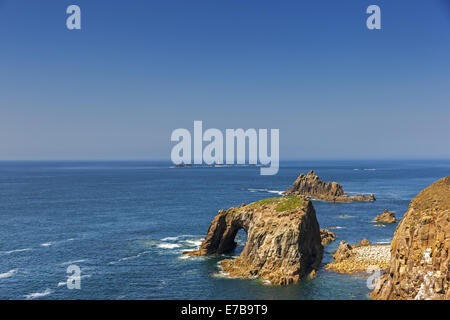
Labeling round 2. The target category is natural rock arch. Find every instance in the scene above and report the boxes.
[188,196,323,285]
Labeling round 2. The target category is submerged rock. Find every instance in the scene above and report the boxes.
[373,210,397,224]
[285,170,375,202]
[320,228,336,245]
[371,176,450,300]
[188,196,323,285]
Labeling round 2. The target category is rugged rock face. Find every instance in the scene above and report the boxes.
[332,241,354,262]
[371,177,450,300]
[285,170,375,202]
[325,240,390,274]
[188,196,323,285]
[320,228,336,245]
[373,210,397,224]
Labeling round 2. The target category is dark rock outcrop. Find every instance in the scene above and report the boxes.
[320,228,336,245]
[373,210,397,224]
[188,196,323,285]
[285,170,375,202]
[371,177,450,300]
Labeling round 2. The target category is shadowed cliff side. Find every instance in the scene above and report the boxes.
[187,196,323,285]
[285,170,375,202]
[371,176,450,300]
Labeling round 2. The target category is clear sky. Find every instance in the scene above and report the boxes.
[0,0,449,160]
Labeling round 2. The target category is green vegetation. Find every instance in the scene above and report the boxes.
[248,196,305,212]
[275,196,305,212]
[248,197,279,208]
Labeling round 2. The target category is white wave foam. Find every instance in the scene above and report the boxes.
[109,251,151,264]
[364,168,376,171]
[0,269,18,279]
[41,238,75,247]
[60,259,86,266]
[247,188,284,195]
[40,242,53,247]
[160,234,196,242]
[1,248,32,255]
[375,241,391,244]
[157,243,180,249]
[161,236,179,241]
[183,239,204,247]
[338,214,356,219]
[25,288,53,300]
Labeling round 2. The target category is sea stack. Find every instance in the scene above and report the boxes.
[285,170,375,202]
[187,196,323,285]
[373,210,397,224]
[371,177,450,300]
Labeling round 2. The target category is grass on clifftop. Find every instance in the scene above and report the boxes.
[249,196,306,212]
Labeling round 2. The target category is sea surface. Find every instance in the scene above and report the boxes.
[0,160,449,300]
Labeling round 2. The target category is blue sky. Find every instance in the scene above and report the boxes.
[0,0,449,160]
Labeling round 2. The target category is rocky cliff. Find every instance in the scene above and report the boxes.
[285,170,375,202]
[188,196,323,285]
[371,177,450,300]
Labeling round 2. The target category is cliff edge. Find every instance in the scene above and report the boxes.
[371,176,450,300]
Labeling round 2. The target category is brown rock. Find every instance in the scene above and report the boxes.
[285,170,375,202]
[188,196,323,285]
[358,238,371,246]
[371,176,450,300]
[332,241,354,262]
[325,241,390,274]
[320,228,336,245]
[373,209,397,224]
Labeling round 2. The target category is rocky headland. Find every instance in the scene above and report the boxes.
[373,209,397,224]
[285,170,375,202]
[187,195,323,285]
[325,240,390,274]
[371,176,450,300]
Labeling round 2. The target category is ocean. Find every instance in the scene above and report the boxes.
[0,160,448,300]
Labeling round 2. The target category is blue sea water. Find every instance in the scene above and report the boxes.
[0,160,448,300]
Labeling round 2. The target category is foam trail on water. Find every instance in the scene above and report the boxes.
[109,251,151,264]
[246,188,284,195]
[40,242,53,247]
[25,289,53,300]
[0,269,18,279]
[157,243,180,249]
[60,259,87,266]
[1,248,32,255]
